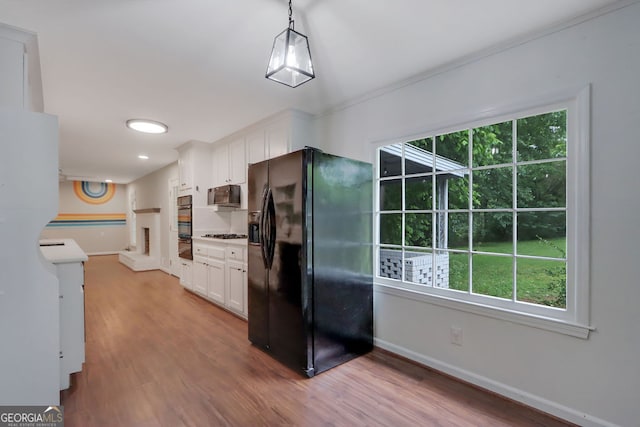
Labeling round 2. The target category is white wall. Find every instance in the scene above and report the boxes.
[315,3,640,426]
[40,181,128,254]
[127,162,179,271]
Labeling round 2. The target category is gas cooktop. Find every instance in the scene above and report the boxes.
[202,233,248,239]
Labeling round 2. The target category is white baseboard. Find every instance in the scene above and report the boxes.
[160,267,177,277]
[86,251,119,256]
[374,338,618,427]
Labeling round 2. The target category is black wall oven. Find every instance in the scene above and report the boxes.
[177,195,193,260]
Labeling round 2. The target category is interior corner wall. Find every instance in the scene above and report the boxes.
[40,181,128,254]
[314,3,640,426]
[127,161,179,272]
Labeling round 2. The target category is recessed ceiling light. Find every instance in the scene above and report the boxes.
[126,119,168,134]
[138,154,149,160]
[105,179,113,183]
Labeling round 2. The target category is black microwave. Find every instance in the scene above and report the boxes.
[208,185,241,207]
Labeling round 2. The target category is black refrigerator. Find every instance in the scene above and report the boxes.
[247,147,373,377]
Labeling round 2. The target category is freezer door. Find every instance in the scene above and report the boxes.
[311,152,374,374]
[247,159,270,349]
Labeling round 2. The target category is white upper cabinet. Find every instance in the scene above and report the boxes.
[176,140,211,205]
[212,137,246,187]
[246,130,267,165]
[243,109,314,166]
[212,143,228,187]
[178,146,194,190]
[229,138,246,184]
[266,122,289,159]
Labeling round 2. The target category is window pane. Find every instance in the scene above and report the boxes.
[448,252,470,292]
[472,121,513,167]
[379,247,403,281]
[406,176,433,210]
[517,110,567,162]
[435,130,469,167]
[436,212,469,250]
[379,145,402,177]
[435,174,469,210]
[473,212,513,254]
[405,138,433,175]
[517,161,566,208]
[380,213,401,245]
[404,249,433,286]
[380,179,402,211]
[516,258,566,308]
[517,212,566,257]
[405,213,432,248]
[472,167,513,209]
[472,254,513,299]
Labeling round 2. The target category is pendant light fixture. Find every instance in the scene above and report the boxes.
[266,0,315,88]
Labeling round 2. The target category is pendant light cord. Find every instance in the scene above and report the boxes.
[288,0,294,29]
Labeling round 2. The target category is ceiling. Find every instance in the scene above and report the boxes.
[0,0,621,183]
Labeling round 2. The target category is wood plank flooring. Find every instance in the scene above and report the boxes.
[61,255,573,426]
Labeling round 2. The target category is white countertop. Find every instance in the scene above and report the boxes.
[192,236,248,247]
[39,238,88,264]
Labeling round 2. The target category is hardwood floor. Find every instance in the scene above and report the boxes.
[61,255,573,426]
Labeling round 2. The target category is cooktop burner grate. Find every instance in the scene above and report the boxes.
[202,233,248,239]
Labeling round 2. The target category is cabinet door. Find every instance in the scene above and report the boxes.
[180,261,193,290]
[266,123,289,159]
[246,130,266,165]
[226,261,246,315]
[193,260,207,296]
[229,138,246,184]
[207,259,225,304]
[178,148,193,190]
[212,144,229,186]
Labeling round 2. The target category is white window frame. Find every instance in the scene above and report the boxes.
[373,86,592,338]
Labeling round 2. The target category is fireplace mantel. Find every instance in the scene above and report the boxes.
[134,208,160,214]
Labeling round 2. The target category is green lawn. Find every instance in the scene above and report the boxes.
[448,237,566,308]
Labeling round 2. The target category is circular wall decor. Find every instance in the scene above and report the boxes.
[73,181,116,205]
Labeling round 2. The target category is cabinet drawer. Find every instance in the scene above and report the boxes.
[194,255,208,264]
[208,246,226,260]
[226,246,245,262]
[193,245,208,257]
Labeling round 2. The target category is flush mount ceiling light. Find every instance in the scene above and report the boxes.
[265,0,315,88]
[138,154,149,160]
[126,119,168,134]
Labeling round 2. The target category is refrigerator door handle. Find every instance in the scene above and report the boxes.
[265,188,276,269]
[259,187,270,269]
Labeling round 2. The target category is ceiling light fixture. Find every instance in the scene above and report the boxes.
[138,154,149,160]
[126,119,168,134]
[105,179,113,183]
[265,0,315,88]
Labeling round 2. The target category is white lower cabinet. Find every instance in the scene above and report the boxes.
[207,259,226,304]
[193,259,207,295]
[180,260,193,290]
[58,261,85,390]
[190,240,247,318]
[226,261,246,314]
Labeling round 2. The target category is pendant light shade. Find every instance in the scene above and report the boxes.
[266,0,315,88]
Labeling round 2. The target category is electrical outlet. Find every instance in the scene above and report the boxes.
[450,326,463,346]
